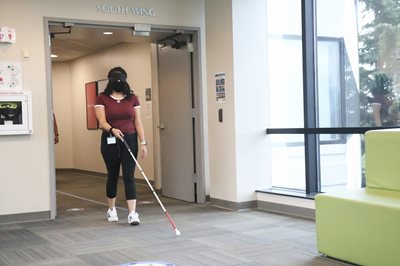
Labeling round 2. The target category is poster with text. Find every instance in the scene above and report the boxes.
[215,72,225,103]
[0,61,23,91]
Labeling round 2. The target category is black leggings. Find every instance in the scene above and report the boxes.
[101,132,138,200]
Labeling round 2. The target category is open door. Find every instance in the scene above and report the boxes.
[157,45,195,202]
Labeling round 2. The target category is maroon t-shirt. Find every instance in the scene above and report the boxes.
[95,93,140,133]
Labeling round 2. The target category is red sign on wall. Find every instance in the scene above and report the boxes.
[85,82,98,130]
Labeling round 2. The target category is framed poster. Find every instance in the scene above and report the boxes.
[85,82,98,129]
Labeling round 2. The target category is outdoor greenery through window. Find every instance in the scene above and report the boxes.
[266,0,400,195]
[359,0,400,128]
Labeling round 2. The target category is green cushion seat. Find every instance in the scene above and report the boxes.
[315,129,400,266]
[315,188,400,266]
[365,129,400,191]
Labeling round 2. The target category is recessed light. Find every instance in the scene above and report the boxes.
[51,54,58,58]
[103,31,113,35]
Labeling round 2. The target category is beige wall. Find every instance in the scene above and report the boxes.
[53,63,74,168]
[205,0,238,202]
[0,0,206,217]
[0,3,52,215]
[53,43,155,180]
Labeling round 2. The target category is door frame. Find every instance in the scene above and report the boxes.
[44,18,207,219]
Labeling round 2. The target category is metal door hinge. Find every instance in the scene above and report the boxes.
[192,173,197,183]
[187,42,194,53]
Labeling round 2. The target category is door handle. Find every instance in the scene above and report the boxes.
[157,122,166,130]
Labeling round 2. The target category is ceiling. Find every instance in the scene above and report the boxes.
[49,25,182,62]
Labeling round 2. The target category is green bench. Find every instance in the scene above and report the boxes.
[315,129,400,266]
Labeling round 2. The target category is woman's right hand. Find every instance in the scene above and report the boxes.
[111,128,124,140]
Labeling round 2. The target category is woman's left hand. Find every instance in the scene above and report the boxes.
[140,144,148,159]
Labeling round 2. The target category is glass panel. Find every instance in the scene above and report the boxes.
[317,40,342,142]
[319,134,364,192]
[358,1,400,127]
[267,0,304,129]
[270,134,305,190]
[317,0,361,130]
[316,0,363,192]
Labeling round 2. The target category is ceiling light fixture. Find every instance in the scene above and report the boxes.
[102,31,113,35]
[51,54,58,58]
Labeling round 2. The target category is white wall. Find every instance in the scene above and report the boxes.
[205,0,271,204]
[0,0,206,217]
[232,0,270,201]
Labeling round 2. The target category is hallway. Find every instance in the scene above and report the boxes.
[0,171,353,266]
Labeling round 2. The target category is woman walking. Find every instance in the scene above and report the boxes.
[95,66,147,225]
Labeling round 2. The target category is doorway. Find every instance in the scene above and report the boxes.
[157,44,196,202]
[44,19,205,219]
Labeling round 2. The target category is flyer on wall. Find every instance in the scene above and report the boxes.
[0,61,23,92]
[215,72,226,103]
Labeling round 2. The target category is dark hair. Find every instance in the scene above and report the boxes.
[103,66,133,99]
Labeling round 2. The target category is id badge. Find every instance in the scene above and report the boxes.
[107,136,116,144]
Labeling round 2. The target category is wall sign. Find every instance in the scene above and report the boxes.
[215,72,226,103]
[145,88,152,120]
[0,61,22,91]
[96,4,156,17]
[0,27,16,43]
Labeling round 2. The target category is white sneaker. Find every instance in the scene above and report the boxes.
[107,208,118,222]
[128,211,140,225]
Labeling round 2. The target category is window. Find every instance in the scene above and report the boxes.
[265,0,391,195]
[267,0,305,191]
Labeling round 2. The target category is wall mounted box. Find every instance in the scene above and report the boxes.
[0,91,33,135]
[0,27,16,43]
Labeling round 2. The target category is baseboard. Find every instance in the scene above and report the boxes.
[257,201,315,220]
[0,211,50,225]
[205,194,210,202]
[209,198,257,210]
[209,196,315,220]
[56,168,107,177]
